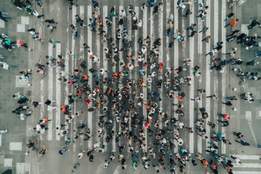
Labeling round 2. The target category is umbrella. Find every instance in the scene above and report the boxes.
[2,169,12,174]
[61,105,67,113]
[82,74,88,80]
[229,18,238,28]
[88,107,95,112]
[178,138,183,146]
[176,95,184,102]
[4,39,11,45]
[16,39,24,47]
[211,162,218,170]
[202,159,208,167]
[217,132,224,138]
[144,121,150,129]
[223,113,230,121]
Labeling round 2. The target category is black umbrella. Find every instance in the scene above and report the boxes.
[2,169,12,174]
[88,107,95,112]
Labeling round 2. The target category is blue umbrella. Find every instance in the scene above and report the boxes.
[147,0,157,7]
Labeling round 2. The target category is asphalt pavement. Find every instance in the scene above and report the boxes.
[1,0,261,174]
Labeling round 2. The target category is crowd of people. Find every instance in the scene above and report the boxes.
[0,33,28,51]
[3,0,260,173]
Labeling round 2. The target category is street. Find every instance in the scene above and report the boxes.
[0,0,261,174]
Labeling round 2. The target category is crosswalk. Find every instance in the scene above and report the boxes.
[32,0,238,163]
[233,155,261,174]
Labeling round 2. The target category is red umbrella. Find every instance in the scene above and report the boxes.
[84,98,91,106]
[68,80,73,86]
[61,104,67,113]
[145,116,153,129]
[76,89,82,96]
[42,116,49,124]
[82,74,88,81]
[144,121,150,129]
[211,162,218,170]
[201,159,208,168]
[16,39,24,47]
[177,96,184,102]
[223,113,230,121]
[159,62,164,72]
[95,87,100,93]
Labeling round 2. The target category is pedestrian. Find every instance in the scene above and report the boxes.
[225,12,234,20]
[222,100,233,106]
[44,99,51,105]
[227,17,239,28]
[0,11,9,22]
[202,35,211,42]
[37,14,44,18]
[206,94,217,99]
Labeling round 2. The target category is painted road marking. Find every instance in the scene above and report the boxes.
[55,43,61,141]
[205,0,211,149]
[87,5,93,150]
[233,155,261,160]
[72,4,77,153]
[189,0,195,154]
[233,163,261,168]
[234,171,261,174]
[47,43,53,141]
[0,20,5,28]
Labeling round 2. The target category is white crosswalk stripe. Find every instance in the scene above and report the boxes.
[212,0,219,146]
[87,5,93,150]
[79,5,85,54]
[111,6,117,153]
[221,0,227,54]
[233,155,261,160]
[72,4,77,153]
[234,163,261,168]
[197,0,205,154]
[143,5,148,152]
[118,5,124,149]
[39,79,44,141]
[55,43,62,141]
[95,5,101,149]
[47,43,54,141]
[173,1,179,69]
[234,172,261,174]
[173,0,179,154]
[64,8,70,106]
[78,5,85,149]
[165,1,170,67]
[102,5,108,152]
[221,0,227,155]
[205,0,211,150]
[189,1,195,154]
[158,1,164,130]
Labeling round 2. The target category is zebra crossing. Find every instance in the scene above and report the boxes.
[233,155,261,174]
[35,0,233,158]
